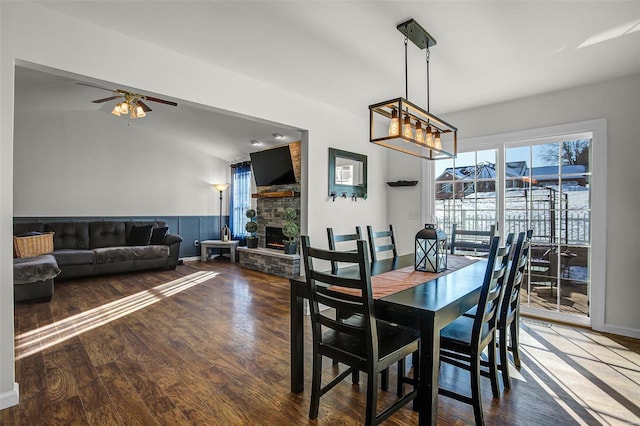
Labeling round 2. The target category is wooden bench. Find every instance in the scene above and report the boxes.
[449,224,496,254]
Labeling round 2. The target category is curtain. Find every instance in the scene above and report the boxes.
[230,162,252,240]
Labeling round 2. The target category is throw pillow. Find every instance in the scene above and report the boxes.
[128,225,153,246]
[149,226,168,245]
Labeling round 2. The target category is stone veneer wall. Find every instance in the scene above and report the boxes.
[237,247,300,278]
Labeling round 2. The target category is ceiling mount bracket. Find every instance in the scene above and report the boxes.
[397,19,436,50]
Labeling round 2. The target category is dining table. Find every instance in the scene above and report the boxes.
[289,253,488,426]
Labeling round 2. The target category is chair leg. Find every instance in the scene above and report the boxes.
[470,355,485,426]
[411,351,420,412]
[511,314,522,369]
[488,338,500,398]
[352,369,360,384]
[309,353,322,419]
[381,368,389,391]
[365,372,378,426]
[499,325,511,389]
[396,358,406,397]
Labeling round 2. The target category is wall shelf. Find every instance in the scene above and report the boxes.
[387,180,418,187]
[252,191,300,198]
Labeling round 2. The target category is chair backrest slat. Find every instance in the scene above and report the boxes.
[310,270,364,289]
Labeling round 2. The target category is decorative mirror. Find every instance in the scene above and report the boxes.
[328,148,367,200]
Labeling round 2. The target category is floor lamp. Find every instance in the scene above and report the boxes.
[213,183,229,242]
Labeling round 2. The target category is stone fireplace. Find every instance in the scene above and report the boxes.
[236,141,302,278]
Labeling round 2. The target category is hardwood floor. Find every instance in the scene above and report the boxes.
[3,261,639,425]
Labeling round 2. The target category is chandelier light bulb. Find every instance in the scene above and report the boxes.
[120,102,129,115]
[415,121,425,144]
[402,115,413,139]
[434,131,442,150]
[425,127,434,147]
[388,109,400,137]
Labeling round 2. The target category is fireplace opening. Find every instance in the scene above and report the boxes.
[266,226,285,250]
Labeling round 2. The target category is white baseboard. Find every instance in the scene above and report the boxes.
[180,256,201,262]
[0,382,19,411]
[602,324,640,339]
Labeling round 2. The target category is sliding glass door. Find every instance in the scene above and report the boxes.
[433,134,593,324]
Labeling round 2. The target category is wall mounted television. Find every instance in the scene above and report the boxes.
[250,145,297,187]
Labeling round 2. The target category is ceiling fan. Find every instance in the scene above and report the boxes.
[76,82,177,119]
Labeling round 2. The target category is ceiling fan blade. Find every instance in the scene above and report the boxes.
[143,96,177,107]
[92,95,122,103]
[76,82,115,92]
[137,100,152,112]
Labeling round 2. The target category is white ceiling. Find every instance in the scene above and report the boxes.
[17,1,640,161]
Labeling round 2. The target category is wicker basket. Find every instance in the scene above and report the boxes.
[13,232,55,259]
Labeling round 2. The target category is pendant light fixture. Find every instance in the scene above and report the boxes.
[369,19,457,160]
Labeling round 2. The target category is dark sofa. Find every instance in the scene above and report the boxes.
[13,220,182,302]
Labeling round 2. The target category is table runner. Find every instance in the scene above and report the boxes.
[331,255,480,299]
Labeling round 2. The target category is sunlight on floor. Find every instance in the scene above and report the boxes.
[519,323,640,425]
[15,271,219,360]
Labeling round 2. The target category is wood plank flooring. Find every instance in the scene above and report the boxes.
[3,260,639,425]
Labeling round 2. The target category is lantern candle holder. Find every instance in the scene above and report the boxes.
[415,224,447,272]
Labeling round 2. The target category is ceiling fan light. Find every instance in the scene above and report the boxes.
[111,104,121,116]
[135,105,146,118]
[120,102,129,115]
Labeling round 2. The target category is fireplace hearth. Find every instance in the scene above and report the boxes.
[266,226,285,250]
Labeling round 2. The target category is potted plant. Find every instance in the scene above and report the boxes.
[282,207,299,254]
[245,209,258,248]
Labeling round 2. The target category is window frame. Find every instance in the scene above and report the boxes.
[422,119,607,330]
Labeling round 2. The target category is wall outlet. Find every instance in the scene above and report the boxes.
[194,240,199,247]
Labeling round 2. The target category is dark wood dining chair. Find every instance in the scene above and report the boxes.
[438,235,510,425]
[301,236,420,425]
[498,229,532,389]
[327,226,362,274]
[366,225,397,262]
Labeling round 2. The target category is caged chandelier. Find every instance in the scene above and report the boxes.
[369,19,457,160]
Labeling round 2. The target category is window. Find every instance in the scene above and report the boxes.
[229,162,252,239]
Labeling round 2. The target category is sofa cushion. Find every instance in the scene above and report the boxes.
[89,222,127,249]
[13,254,61,285]
[52,249,96,266]
[128,225,153,246]
[149,226,168,245]
[45,222,90,250]
[125,221,167,239]
[93,246,170,264]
